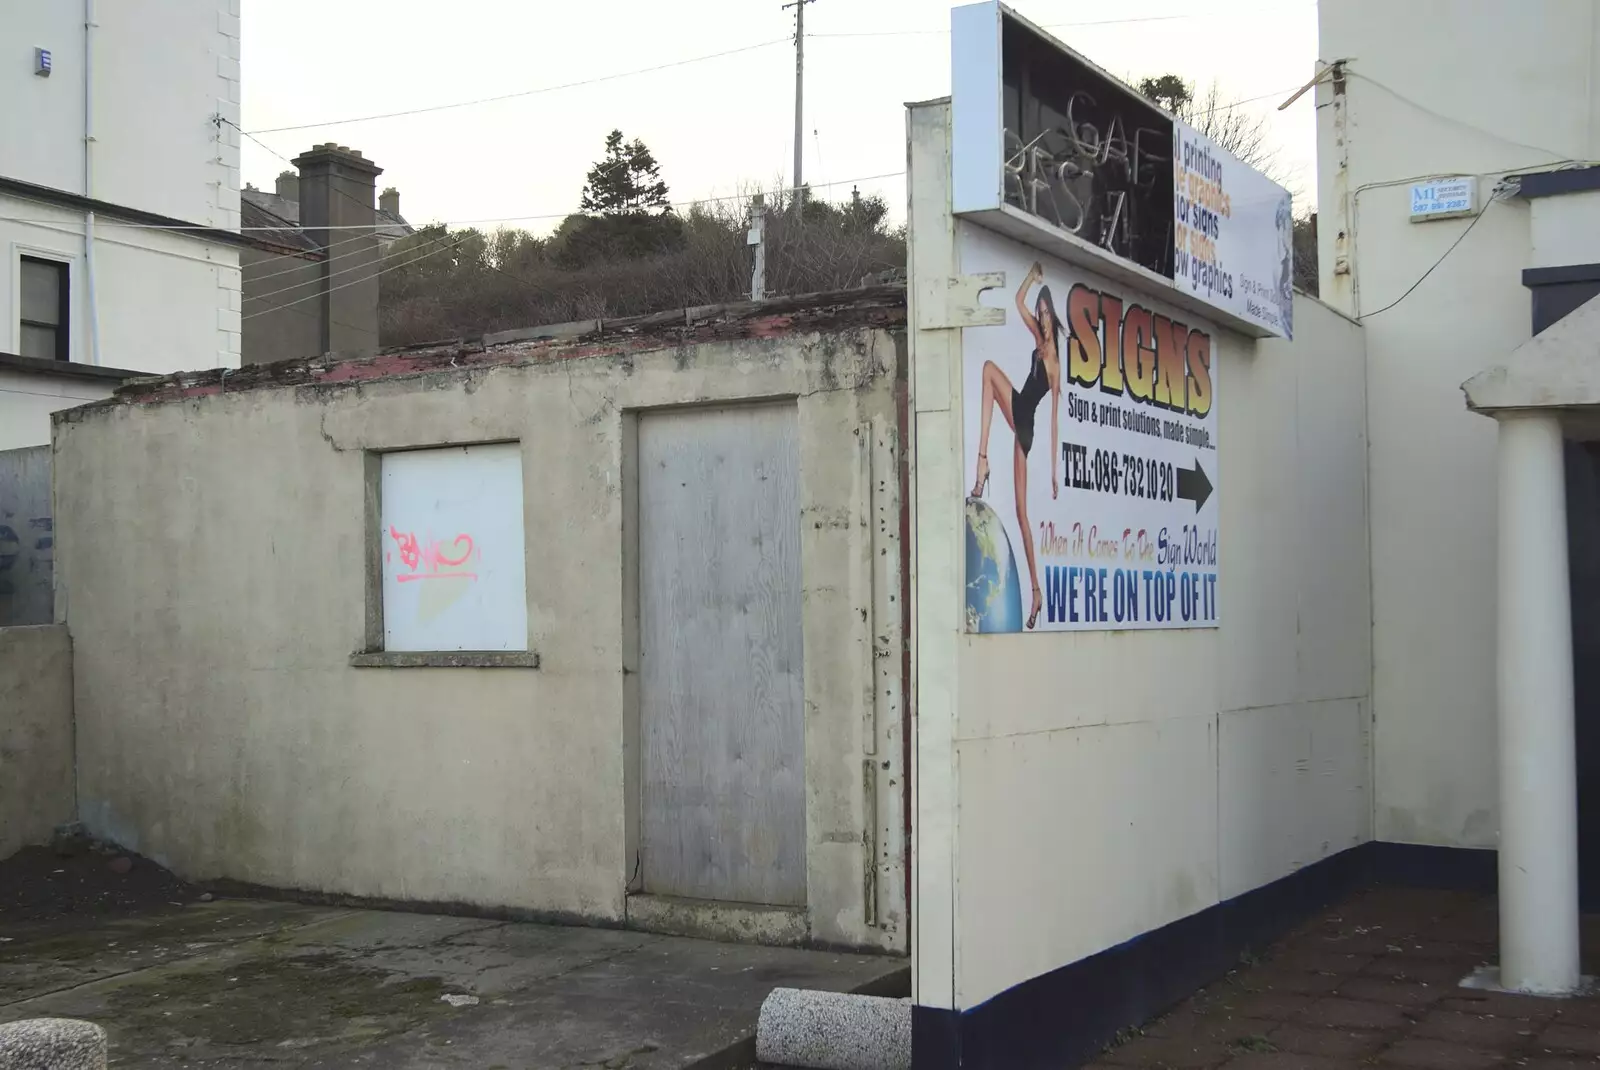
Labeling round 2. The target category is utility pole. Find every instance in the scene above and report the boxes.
[782,0,814,212]
[748,194,767,300]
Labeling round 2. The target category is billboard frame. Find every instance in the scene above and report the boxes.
[950,0,1292,340]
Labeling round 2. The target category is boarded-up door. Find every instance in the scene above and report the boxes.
[638,403,806,906]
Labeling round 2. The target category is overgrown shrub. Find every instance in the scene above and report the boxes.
[379,187,905,347]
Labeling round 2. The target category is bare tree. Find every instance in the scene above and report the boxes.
[1139,73,1316,293]
[1136,75,1282,184]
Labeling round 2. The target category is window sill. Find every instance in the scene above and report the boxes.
[349,650,541,669]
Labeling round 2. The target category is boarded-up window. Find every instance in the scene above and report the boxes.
[379,443,527,652]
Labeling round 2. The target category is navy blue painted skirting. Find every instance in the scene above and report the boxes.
[912,840,1498,1070]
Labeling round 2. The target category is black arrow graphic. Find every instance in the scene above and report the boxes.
[1177,458,1212,512]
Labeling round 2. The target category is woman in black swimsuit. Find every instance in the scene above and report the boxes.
[971,261,1062,630]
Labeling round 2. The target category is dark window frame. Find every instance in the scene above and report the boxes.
[19,255,69,362]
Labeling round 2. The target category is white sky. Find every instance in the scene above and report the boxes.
[239,1,1319,233]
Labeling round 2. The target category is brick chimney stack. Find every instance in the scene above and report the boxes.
[275,170,299,202]
[379,188,400,218]
[294,143,382,357]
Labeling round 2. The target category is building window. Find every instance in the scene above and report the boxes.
[378,442,529,653]
[19,256,68,362]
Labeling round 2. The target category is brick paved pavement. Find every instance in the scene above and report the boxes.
[1087,887,1600,1069]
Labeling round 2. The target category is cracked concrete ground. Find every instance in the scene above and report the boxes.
[0,900,907,1068]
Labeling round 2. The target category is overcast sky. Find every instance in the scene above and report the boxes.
[239,1,1319,232]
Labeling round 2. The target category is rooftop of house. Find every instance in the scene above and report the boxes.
[242,173,413,245]
[240,197,320,254]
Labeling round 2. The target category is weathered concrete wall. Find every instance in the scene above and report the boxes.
[0,446,53,627]
[0,625,74,859]
[53,294,908,952]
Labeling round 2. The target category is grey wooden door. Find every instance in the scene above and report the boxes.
[638,403,806,906]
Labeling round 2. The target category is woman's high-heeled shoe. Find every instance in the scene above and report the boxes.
[971,453,990,498]
[1027,585,1043,630]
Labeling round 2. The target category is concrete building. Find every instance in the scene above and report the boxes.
[1317,0,1600,996]
[0,0,246,447]
[51,289,910,956]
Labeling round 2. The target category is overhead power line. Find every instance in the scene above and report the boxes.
[242,234,463,320]
[1357,203,1490,321]
[0,170,909,234]
[811,4,1314,38]
[245,39,790,136]
[240,5,1314,137]
[812,13,1186,38]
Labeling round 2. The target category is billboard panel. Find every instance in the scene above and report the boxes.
[959,221,1220,633]
[1173,121,1295,339]
[950,0,1293,339]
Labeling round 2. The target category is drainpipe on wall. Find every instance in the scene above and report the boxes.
[82,0,101,366]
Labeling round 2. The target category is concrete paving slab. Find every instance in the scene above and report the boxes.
[0,899,907,1068]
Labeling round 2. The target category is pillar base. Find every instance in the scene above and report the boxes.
[1460,965,1596,999]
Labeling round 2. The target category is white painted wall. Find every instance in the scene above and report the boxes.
[950,292,1371,1006]
[0,195,243,438]
[0,0,241,446]
[0,369,114,453]
[909,99,1372,1011]
[1531,190,1600,270]
[1317,0,1600,849]
[0,0,241,227]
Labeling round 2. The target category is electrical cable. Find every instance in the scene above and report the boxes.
[242,234,464,320]
[243,227,398,281]
[0,171,907,233]
[1345,70,1578,163]
[1356,203,1490,321]
[812,14,1187,37]
[811,4,1315,38]
[244,38,790,135]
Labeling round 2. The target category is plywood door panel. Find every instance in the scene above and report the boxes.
[638,403,806,906]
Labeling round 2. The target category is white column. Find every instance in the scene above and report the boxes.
[1495,410,1581,994]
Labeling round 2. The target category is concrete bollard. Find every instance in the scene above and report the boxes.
[0,1019,107,1070]
[755,988,911,1070]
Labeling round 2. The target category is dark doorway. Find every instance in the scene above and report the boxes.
[1532,269,1600,910]
[1566,439,1600,911]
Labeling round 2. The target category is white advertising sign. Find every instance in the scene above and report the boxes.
[1173,120,1296,340]
[1409,177,1476,221]
[960,222,1220,633]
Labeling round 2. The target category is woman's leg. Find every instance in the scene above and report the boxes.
[973,361,1016,496]
[1016,442,1043,628]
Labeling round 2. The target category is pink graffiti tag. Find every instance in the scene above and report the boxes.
[388,527,478,582]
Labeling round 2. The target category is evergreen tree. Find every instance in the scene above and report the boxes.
[580,130,671,216]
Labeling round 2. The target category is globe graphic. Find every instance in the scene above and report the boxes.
[965,497,1024,633]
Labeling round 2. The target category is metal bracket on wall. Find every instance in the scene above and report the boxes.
[915,272,1007,331]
